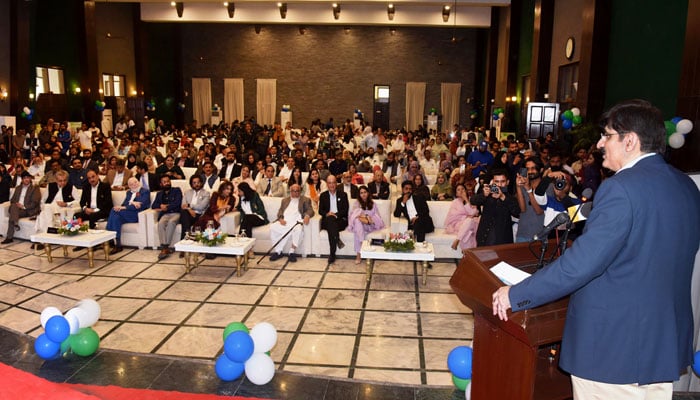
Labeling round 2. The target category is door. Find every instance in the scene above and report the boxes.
[373,85,390,131]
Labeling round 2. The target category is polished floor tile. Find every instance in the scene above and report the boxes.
[155,326,222,357]
[185,303,252,327]
[312,289,366,309]
[208,283,267,304]
[108,278,173,298]
[302,309,362,334]
[287,333,356,365]
[361,310,418,337]
[365,291,417,312]
[157,281,220,301]
[259,286,316,307]
[99,322,176,353]
[355,337,420,369]
[130,300,200,324]
[245,306,306,332]
[0,283,41,304]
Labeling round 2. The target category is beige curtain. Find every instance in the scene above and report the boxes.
[191,78,212,126]
[256,79,276,126]
[441,82,462,130]
[405,82,426,131]
[224,78,244,123]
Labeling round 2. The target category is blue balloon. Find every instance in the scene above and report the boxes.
[562,119,573,129]
[671,117,682,124]
[693,350,700,375]
[45,315,70,343]
[447,346,473,380]
[215,354,245,381]
[35,333,60,360]
[492,115,499,121]
[223,331,254,363]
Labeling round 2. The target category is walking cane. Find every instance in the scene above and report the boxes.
[257,220,303,264]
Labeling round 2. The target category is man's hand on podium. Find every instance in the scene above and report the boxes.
[492,286,512,321]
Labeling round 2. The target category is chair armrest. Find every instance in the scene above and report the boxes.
[220,211,241,235]
[142,209,160,249]
[137,209,153,249]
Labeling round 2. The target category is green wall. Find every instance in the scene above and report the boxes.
[515,0,534,132]
[605,0,687,117]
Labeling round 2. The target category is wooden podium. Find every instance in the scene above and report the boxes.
[449,242,572,400]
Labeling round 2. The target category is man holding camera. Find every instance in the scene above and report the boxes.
[470,169,520,246]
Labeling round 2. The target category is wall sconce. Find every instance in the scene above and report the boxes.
[74,87,82,94]
[442,5,450,22]
[511,96,518,102]
[278,3,287,19]
[255,25,262,34]
[389,27,396,35]
[332,3,340,20]
[98,88,103,94]
[1,88,7,102]
[387,4,395,21]
[173,2,183,18]
[299,26,307,35]
[344,27,351,34]
[226,2,235,18]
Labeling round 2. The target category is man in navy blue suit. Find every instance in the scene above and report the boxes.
[106,177,151,254]
[492,100,700,399]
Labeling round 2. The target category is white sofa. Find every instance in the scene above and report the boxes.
[248,196,313,257]
[391,200,464,259]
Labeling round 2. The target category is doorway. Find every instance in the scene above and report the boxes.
[373,85,390,131]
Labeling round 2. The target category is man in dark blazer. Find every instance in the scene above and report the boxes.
[339,172,359,199]
[74,169,113,229]
[106,177,151,254]
[2,171,41,244]
[469,169,520,246]
[393,180,434,242]
[135,161,160,192]
[493,100,700,398]
[218,150,242,181]
[367,169,390,200]
[319,175,349,264]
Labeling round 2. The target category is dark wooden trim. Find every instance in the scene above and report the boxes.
[10,0,31,127]
[484,6,500,128]
[81,0,100,123]
[576,0,610,121]
[529,0,553,103]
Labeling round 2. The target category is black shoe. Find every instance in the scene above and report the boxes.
[205,254,216,260]
[288,253,297,262]
[33,243,45,250]
[269,252,283,261]
[179,252,185,258]
[427,263,433,269]
[1,238,13,245]
[109,246,123,255]
[328,255,336,265]
[73,246,84,252]
[337,239,345,249]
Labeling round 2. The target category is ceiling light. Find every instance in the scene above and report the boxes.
[255,25,262,34]
[299,26,306,35]
[332,3,341,20]
[442,5,450,22]
[387,4,395,21]
[226,2,235,18]
[278,3,287,19]
[175,2,183,18]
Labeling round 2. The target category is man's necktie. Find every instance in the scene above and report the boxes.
[266,179,271,195]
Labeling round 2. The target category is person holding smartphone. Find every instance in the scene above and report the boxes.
[514,157,545,242]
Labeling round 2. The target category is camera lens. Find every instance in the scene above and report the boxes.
[554,179,566,190]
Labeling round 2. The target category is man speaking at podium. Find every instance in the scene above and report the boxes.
[492,100,700,400]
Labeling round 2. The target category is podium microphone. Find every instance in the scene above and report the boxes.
[533,212,570,241]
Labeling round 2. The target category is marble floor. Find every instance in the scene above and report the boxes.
[0,239,474,391]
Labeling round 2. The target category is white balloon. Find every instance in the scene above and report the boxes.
[250,322,277,353]
[668,132,685,149]
[676,119,693,135]
[23,106,30,114]
[465,381,472,400]
[76,299,101,327]
[244,353,275,385]
[40,307,62,328]
[65,312,80,334]
[571,107,581,117]
[65,307,90,329]
[498,112,504,119]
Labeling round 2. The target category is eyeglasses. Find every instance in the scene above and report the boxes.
[600,131,627,140]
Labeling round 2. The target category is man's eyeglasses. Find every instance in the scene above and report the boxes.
[600,131,627,140]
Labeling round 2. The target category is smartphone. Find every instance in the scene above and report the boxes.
[519,167,528,178]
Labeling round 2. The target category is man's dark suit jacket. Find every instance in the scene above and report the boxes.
[393,193,434,233]
[79,181,114,211]
[367,181,390,200]
[219,160,242,180]
[136,172,161,191]
[339,183,359,199]
[318,190,349,230]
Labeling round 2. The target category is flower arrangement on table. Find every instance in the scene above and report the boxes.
[383,232,415,252]
[195,227,228,247]
[58,217,89,236]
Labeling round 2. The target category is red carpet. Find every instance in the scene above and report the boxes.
[0,363,266,400]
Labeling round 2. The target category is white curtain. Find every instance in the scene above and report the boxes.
[441,82,462,130]
[256,79,276,126]
[405,82,426,131]
[224,78,244,123]
[191,78,212,126]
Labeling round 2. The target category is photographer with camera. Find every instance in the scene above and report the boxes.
[533,170,581,239]
[470,169,520,246]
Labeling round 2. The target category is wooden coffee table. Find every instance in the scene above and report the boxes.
[30,230,117,268]
[174,237,257,275]
[360,240,435,285]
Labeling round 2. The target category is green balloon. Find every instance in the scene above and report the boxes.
[563,110,574,120]
[572,115,583,125]
[452,374,470,391]
[70,327,100,356]
[60,336,72,355]
[223,322,249,341]
[665,120,676,136]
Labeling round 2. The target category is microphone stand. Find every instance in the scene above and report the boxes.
[535,237,548,270]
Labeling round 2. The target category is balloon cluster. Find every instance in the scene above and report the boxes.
[177,102,186,112]
[447,346,473,394]
[664,117,693,149]
[692,350,699,375]
[469,110,478,120]
[492,107,504,121]
[212,103,221,111]
[146,100,156,112]
[354,109,363,119]
[281,104,291,112]
[35,299,101,360]
[20,106,34,121]
[561,107,582,129]
[429,107,438,116]
[215,321,278,385]
[94,100,106,112]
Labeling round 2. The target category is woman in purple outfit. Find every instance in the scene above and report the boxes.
[347,186,386,264]
[444,183,480,252]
